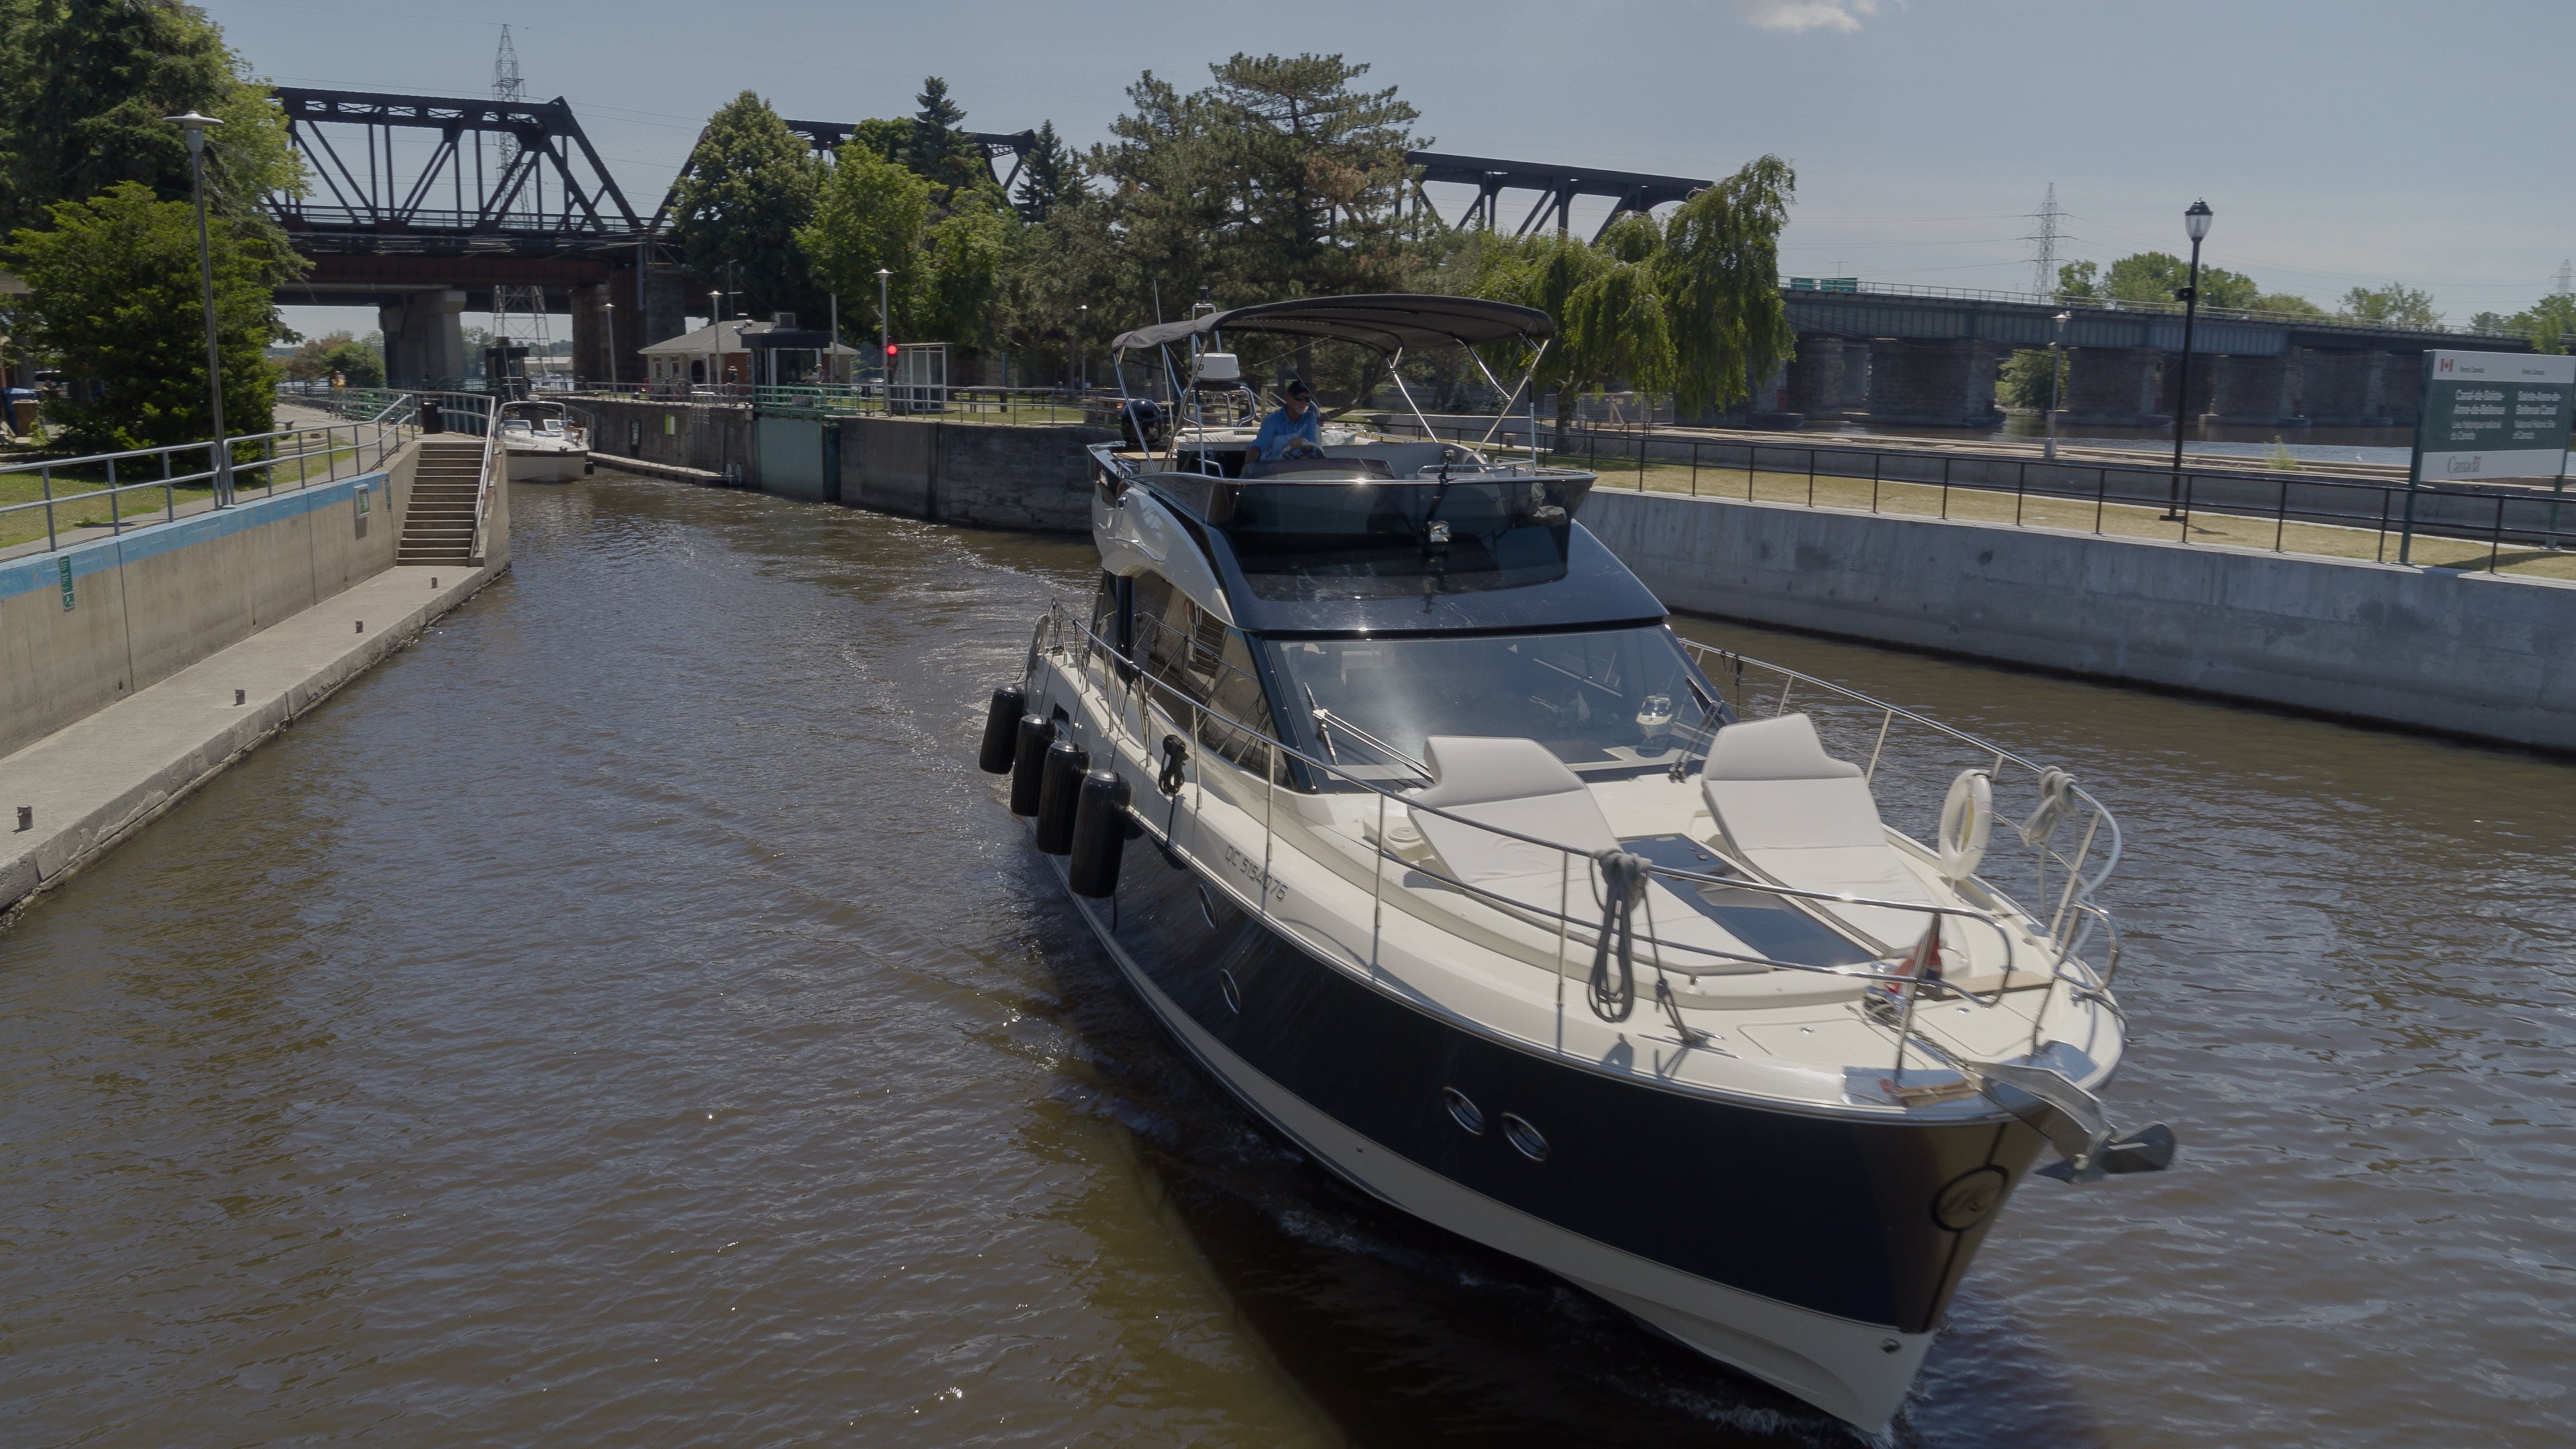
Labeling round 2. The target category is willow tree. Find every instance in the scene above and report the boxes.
[1471,155,1797,427]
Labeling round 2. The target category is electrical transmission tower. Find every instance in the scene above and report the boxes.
[2027,184,2067,299]
[2556,259,2572,297]
[486,25,551,390]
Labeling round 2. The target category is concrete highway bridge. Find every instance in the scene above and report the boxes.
[268,87,2538,418]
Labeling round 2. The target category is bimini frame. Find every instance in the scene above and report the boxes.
[1107,294,1556,472]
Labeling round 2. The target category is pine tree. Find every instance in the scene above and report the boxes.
[905,76,983,196]
[1014,120,1076,222]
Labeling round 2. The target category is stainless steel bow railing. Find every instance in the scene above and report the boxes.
[1029,601,2126,1090]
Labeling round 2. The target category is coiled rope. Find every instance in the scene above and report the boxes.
[1588,848,1649,1022]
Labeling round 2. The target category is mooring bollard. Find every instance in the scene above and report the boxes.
[355,620,364,633]
[15,806,30,832]
[233,688,246,706]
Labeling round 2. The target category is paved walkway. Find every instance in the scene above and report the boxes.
[0,563,499,914]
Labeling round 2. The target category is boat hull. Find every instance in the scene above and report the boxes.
[505,448,586,483]
[1056,828,2047,1432]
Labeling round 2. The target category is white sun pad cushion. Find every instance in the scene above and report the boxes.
[1701,714,1937,951]
[1407,736,1762,973]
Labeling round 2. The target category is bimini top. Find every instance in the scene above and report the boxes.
[1111,293,1552,355]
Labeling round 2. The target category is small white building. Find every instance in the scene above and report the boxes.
[641,315,860,392]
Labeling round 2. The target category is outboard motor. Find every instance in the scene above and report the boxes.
[1120,398,1166,451]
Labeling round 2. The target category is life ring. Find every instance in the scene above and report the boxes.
[1938,770,1993,882]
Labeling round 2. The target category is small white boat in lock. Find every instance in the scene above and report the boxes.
[498,400,590,482]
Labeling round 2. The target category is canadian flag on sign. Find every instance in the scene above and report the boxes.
[1892,921,1945,987]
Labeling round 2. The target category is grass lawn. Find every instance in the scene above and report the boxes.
[1,435,384,551]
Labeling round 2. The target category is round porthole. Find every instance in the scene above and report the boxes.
[1932,1166,2009,1232]
[1196,883,1219,930]
[1218,969,1242,1014]
[1499,1112,1549,1163]
[1442,1087,1485,1136]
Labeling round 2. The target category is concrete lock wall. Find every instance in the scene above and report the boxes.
[0,450,421,757]
[1581,488,2576,752]
[584,398,1112,533]
[839,417,1115,532]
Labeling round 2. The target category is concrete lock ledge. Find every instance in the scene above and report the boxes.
[0,563,501,917]
[1582,489,2576,753]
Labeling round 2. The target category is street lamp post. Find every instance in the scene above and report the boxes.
[1075,303,1089,393]
[875,267,892,413]
[2163,199,2214,521]
[2045,310,2071,461]
[166,111,231,505]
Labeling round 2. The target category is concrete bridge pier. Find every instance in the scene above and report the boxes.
[2202,354,2304,427]
[2059,347,2164,427]
[1784,335,1854,421]
[2157,352,2219,427]
[2298,348,2412,426]
[378,289,466,388]
[1860,338,2002,427]
[571,284,614,387]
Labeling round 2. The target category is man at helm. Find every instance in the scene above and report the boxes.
[1252,378,1324,462]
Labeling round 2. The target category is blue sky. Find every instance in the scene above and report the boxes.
[216,0,2576,337]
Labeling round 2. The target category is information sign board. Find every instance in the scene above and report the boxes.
[2412,350,2575,482]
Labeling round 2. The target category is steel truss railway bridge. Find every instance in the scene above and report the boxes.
[268,87,2527,418]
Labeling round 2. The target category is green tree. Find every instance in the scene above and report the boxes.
[1997,347,2066,411]
[2055,260,2100,301]
[0,0,303,263]
[904,76,985,197]
[798,142,934,337]
[2337,282,2440,328]
[1199,53,1422,301]
[1472,156,1796,427]
[5,180,282,449]
[1014,120,1077,222]
[921,196,1012,345]
[2100,251,2259,311]
[671,92,821,321]
[2253,290,2324,317]
[280,329,384,385]
[2508,294,2576,354]
[1655,156,1797,421]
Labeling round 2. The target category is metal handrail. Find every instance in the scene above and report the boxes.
[2,404,416,553]
[1366,415,2576,569]
[1034,601,2112,1087]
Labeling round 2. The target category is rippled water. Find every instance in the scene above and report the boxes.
[3,473,2569,1446]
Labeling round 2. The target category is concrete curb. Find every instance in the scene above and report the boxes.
[0,562,506,920]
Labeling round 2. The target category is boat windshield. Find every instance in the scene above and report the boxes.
[1222,478,1585,601]
[1267,625,1725,785]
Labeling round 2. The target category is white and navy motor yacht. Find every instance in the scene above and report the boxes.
[497,399,590,482]
[977,294,2173,1433]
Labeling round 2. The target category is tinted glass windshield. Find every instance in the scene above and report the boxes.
[1224,478,1587,602]
[1267,626,1725,785]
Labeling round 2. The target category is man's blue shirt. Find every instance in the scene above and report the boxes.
[1252,405,1321,460]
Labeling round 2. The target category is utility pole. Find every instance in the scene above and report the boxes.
[166,111,231,506]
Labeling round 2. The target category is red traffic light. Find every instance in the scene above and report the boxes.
[885,343,899,357]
